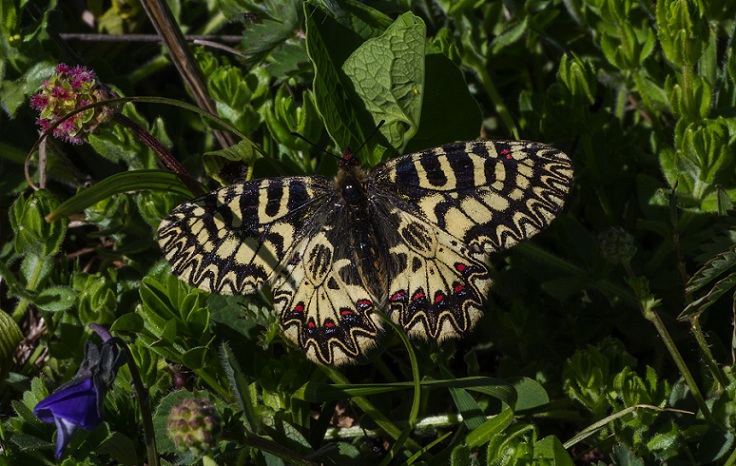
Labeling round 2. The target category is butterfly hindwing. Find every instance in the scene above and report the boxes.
[374,207,491,341]
[273,228,384,365]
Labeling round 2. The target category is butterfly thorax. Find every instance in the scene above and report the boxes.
[333,159,387,299]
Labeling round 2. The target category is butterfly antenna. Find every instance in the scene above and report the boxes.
[291,131,342,162]
[352,120,385,156]
[291,120,385,160]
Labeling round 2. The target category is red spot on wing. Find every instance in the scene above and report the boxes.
[390,291,407,302]
[324,320,335,329]
[357,299,372,310]
[412,290,425,301]
[454,283,464,293]
[340,309,354,317]
[307,320,316,329]
[293,303,305,314]
[434,293,445,303]
[500,148,512,160]
[455,263,466,273]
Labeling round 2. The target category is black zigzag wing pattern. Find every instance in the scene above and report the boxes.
[368,140,572,340]
[159,139,573,365]
[158,177,333,295]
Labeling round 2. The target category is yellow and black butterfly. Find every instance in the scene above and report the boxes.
[158,140,573,365]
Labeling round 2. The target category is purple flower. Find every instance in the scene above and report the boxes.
[30,63,116,145]
[33,326,125,458]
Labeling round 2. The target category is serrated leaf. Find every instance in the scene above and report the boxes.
[679,272,736,320]
[238,0,302,64]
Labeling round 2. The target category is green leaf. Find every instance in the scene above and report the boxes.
[403,52,482,153]
[695,425,734,463]
[298,376,515,405]
[533,435,575,466]
[35,286,76,312]
[679,272,736,320]
[490,16,529,54]
[46,170,193,222]
[343,11,426,154]
[181,346,208,370]
[0,61,56,116]
[611,443,645,466]
[203,139,261,185]
[450,387,486,430]
[96,432,139,466]
[230,0,303,63]
[465,408,514,448]
[686,247,736,293]
[9,190,67,256]
[0,309,23,378]
[110,312,144,333]
[511,377,550,411]
[305,2,371,154]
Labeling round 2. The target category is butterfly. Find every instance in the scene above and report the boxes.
[157,140,573,365]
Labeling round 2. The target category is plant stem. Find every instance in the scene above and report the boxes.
[690,316,728,390]
[113,113,204,197]
[139,0,235,149]
[637,289,714,423]
[108,333,159,466]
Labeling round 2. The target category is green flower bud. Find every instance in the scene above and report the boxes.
[656,0,707,67]
[679,120,730,183]
[598,227,636,265]
[9,190,68,256]
[167,398,221,456]
[665,73,712,121]
[557,54,597,106]
[30,64,116,145]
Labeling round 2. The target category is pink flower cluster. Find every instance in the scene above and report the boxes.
[30,63,115,145]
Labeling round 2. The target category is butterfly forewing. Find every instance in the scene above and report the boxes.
[158,176,333,294]
[370,141,573,254]
[158,138,572,365]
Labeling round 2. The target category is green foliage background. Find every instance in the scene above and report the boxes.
[1,0,736,465]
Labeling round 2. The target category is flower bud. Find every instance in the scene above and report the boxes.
[167,398,221,455]
[598,227,636,265]
[557,54,597,106]
[30,63,115,145]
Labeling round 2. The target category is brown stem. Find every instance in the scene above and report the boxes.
[114,113,204,197]
[139,0,236,150]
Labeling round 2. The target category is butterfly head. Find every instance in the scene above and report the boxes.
[338,148,360,170]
